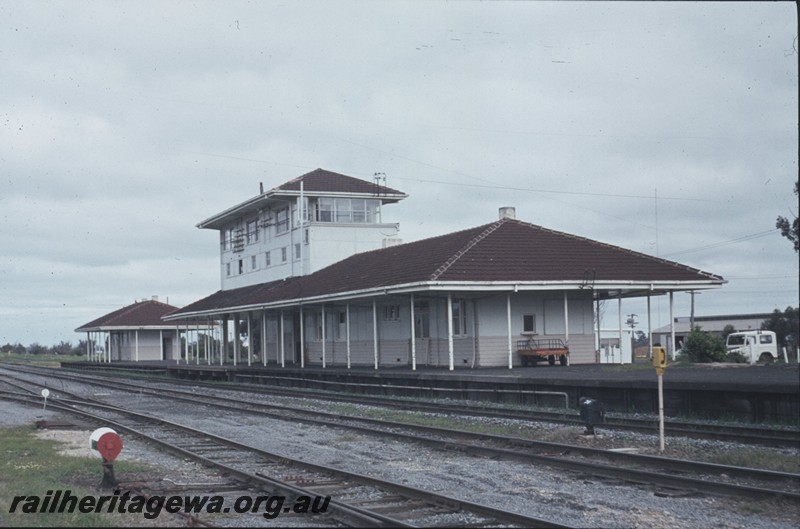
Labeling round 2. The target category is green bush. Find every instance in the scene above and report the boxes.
[678,326,727,363]
[723,350,748,363]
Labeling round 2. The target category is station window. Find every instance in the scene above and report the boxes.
[226,262,231,276]
[523,314,537,334]
[251,255,257,271]
[238,260,243,274]
[383,305,400,321]
[281,247,287,262]
[335,311,347,340]
[414,301,430,339]
[451,298,467,336]
[265,251,271,267]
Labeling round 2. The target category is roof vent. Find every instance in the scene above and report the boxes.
[152,295,159,301]
[499,207,516,220]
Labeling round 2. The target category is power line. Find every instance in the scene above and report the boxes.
[662,229,780,257]
[196,150,714,203]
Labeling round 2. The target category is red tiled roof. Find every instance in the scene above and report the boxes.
[275,168,405,197]
[168,218,724,317]
[75,300,193,331]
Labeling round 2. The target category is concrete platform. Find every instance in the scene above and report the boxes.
[66,361,799,422]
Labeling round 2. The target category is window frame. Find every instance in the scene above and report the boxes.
[276,207,290,234]
[523,314,537,334]
[451,298,467,336]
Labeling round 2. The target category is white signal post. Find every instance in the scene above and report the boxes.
[41,388,50,412]
[652,346,667,452]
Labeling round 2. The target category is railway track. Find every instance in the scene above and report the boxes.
[0,384,571,528]
[18,363,800,447]
[3,368,799,505]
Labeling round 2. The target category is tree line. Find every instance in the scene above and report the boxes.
[2,340,87,356]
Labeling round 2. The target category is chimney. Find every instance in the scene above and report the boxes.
[499,207,516,220]
[259,182,264,194]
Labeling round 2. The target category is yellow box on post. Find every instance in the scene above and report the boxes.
[652,346,667,374]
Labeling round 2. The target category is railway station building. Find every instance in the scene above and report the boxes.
[162,169,726,369]
[75,298,200,362]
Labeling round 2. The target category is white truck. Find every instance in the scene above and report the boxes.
[725,330,779,364]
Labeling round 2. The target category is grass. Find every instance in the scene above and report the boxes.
[0,426,153,527]
[0,354,87,367]
[705,447,800,473]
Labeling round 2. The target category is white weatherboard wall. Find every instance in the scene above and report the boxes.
[217,200,400,291]
[299,292,597,367]
[116,329,180,361]
[307,224,400,274]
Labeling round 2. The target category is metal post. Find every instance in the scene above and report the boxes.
[658,371,665,452]
[222,315,229,365]
[647,294,652,359]
[247,315,252,366]
[262,311,267,366]
[300,307,305,368]
[233,316,240,367]
[410,294,416,371]
[507,293,513,369]
[563,292,570,348]
[669,292,676,359]
[617,295,623,364]
[346,303,351,369]
[595,298,601,363]
[196,321,200,365]
[135,330,139,362]
[321,304,326,368]
[280,311,285,368]
[372,299,378,370]
[447,293,454,371]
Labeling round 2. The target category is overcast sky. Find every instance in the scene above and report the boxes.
[1,1,797,347]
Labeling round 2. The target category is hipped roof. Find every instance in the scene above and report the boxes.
[166,218,725,320]
[197,169,407,230]
[76,300,194,332]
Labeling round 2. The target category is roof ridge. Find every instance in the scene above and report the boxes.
[429,219,506,280]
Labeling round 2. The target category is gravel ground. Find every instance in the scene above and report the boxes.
[131,396,800,528]
[2,372,799,528]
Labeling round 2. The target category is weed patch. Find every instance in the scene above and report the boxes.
[0,426,152,527]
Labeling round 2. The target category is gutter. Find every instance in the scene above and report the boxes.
[162,279,725,321]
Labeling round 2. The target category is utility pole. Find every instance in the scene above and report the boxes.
[689,291,700,329]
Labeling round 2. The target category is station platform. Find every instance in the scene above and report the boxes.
[64,361,799,423]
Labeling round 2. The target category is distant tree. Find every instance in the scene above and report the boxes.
[721,324,737,341]
[51,341,73,355]
[776,179,799,252]
[72,340,88,355]
[12,343,26,355]
[633,330,649,347]
[678,326,727,363]
[1,343,12,354]
[761,307,799,348]
[27,343,47,355]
